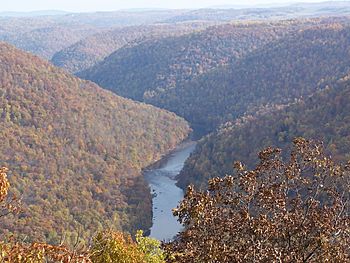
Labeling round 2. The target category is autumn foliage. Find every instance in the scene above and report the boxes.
[0,167,20,220]
[81,18,350,137]
[1,167,86,262]
[0,42,190,244]
[0,167,9,203]
[2,139,350,262]
[52,23,211,74]
[1,167,165,262]
[90,230,165,263]
[166,138,350,262]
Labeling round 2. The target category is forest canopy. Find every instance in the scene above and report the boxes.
[0,42,190,245]
[177,72,350,190]
[80,17,350,136]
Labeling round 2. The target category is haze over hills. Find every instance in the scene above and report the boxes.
[0,17,106,59]
[0,42,190,244]
[0,25,103,60]
[162,2,350,23]
[78,19,303,101]
[0,2,350,260]
[80,17,350,136]
[2,1,350,60]
[0,9,187,27]
[51,22,215,73]
[0,10,188,59]
[0,10,70,17]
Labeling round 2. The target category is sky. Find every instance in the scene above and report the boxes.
[0,0,340,12]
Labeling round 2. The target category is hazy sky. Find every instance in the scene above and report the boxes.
[0,0,337,12]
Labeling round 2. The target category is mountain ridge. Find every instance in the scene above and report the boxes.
[0,41,191,244]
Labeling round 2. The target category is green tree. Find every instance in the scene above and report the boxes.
[136,230,165,263]
[90,230,165,263]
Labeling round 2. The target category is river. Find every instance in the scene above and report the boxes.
[144,142,196,241]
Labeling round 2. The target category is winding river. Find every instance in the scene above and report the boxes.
[144,142,196,241]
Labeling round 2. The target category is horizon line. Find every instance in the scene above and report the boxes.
[0,0,348,14]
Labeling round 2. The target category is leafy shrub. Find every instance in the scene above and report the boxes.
[166,138,350,262]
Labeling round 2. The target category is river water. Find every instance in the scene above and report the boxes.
[144,142,196,241]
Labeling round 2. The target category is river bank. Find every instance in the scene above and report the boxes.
[144,141,196,241]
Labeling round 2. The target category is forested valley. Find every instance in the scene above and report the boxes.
[80,17,350,136]
[1,2,350,262]
[0,42,190,245]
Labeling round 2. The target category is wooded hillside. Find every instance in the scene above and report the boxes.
[0,42,190,245]
[177,74,350,190]
[80,18,350,136]
[51,22,215,73]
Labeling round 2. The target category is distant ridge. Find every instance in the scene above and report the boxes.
[0,10,70,17]
[205,4,289,9]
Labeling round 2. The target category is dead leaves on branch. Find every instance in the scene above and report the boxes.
[1,138,350,262]
[0,242,91,263]
[166,138,350,262]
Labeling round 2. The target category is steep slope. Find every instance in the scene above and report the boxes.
[153,22,350,135]
[79,20,303,101]
[51,23,213,73]
[177,74,350,190]
[0,25,100,60]
[80,18,350,136]
[0,42,190,244]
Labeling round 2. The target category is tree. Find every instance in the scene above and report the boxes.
[0,167,90,262]
[90,230,165,263]
[136,230,165,263]
[165,138,350,262]
[0,167,165,262]
[0,167,20,219]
